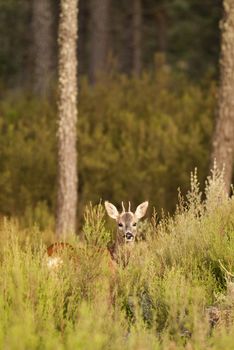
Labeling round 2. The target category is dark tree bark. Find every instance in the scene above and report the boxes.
[132,0,142,77]
[155,5,167,53]
[78,0,87,76]
[117,5,132,74]
[211,0,234,192]
[56,0,78,237]
[32,0,54,96]
[89,0,109,82]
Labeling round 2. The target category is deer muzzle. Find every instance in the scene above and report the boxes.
[125,232,134,242]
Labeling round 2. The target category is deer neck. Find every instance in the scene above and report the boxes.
[112,233,135,266]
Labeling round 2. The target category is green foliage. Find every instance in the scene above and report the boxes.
[0,170,233,348]
[82,202,111,246]
[79,69,215,214]
[0,96,56,217]
[0,70,215,221]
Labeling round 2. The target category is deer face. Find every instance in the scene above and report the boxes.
[105,201,148,243]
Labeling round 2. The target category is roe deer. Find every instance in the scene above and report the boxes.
[105,201,148,266]
[46,242,76,269]
[46,201,148,271]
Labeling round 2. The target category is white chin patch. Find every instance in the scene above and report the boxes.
[125,237,134,243]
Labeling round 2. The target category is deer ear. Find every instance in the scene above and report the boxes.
[104,201,119,220]
[135,201,148,220]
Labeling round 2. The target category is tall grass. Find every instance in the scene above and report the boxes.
[0,168,234,349]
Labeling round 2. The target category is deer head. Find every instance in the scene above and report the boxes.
[104,201,148,244]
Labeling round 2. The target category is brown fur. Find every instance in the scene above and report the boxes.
[47,242,75,257]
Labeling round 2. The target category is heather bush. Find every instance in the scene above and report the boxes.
[0,169,233,349]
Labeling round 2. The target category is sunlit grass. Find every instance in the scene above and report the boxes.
[0,167,234,349]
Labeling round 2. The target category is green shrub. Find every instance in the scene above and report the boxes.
[0,69,216,223]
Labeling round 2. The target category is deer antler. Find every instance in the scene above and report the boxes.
[128,201,131,212]
[121,201,126,212]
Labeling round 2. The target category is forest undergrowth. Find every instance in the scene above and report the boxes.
[0,167,234,349]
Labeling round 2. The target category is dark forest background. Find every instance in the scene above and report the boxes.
[0,0,221,85]
[0,0,223,226]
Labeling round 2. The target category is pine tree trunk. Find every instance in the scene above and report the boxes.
[56,0,78,237]
[155,6,167,53]
[90,0,109,83]
[132,0,142,77]
[211,0,234,192]
[32,0,54,96]
[78,0,87,76]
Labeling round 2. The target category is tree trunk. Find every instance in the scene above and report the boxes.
[211,0,234,192]
[56,0,78,237]
[32,0,54,96]
[155,6,167,53]
[78,0,87,77]
[132,0,142,77]
[89,0,109,83]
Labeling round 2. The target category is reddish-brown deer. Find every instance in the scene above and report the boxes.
[46,242,76,269]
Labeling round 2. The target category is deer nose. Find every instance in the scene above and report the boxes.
[125,232,133,241]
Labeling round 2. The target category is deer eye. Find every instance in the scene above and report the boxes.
[132,223,137,227]
[118,223,123,227]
